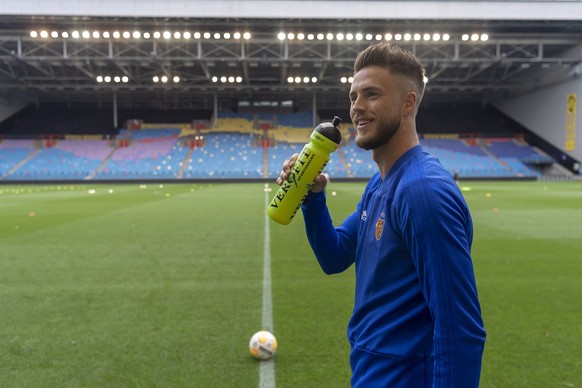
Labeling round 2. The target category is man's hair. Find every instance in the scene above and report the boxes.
[354,43,426,104]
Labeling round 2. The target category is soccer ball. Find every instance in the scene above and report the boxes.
[249,330,278,360]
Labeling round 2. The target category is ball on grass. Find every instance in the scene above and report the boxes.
[249,330,277,360]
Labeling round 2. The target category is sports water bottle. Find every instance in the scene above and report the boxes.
[268,116,342,225]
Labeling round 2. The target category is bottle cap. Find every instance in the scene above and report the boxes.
[315,116,342,144]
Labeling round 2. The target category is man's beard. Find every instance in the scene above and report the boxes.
[355,116,401,151]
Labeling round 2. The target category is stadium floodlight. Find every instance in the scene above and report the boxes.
[112,31,121,39]
[122,76,129,83]
[365,34,373,41]
[203,32,211,39]
[224,32,231,39]
[30,31,38,38]
[433,33,441,41]
[72,31,80,39]
[462,34,470,41]
[104,76,111,82]
[404,33,412,41]
[348,76,354,83]
[173,76,180,83]
[228,76,235,83]
[163,31,171,39]
[374,34,381,41]
[143,32,150,39]
[92,31,100,39]
[423,75,429,84]
[307,33,315,40]
[243,32,251,39]
[336,33,344,41]
[287,76,294,83]
[102,31,110,38]
[442,33,450,41]
[122,31,130,39]
[294,76,301,83]
[220,76,227,82]
[183,31,191,39]
[326,33,334,40]
[194,32,201,39]
[211,76,218,82]
[385,33,392,41]
[394,33,402,41]
[161,76,168,83]
[40,30,49,38]
[317,33,324,40]
[214,32,221,39]
[471,33,479,41]
[82,31,90,39]
[114,76,121,82]
[423,33,431,41]
[233,32,241,39]
[414,33,421,41]
[481,34,489,41]
[174,32,181,39]
[236,76,243,83]
[288,32,295,40]
[51,31,59,38]
[311,77,317,83]
[153,76,159,82]
[153,31,161,39]
[346,33,354,41]
[340,77,347,83]
[297,33,305,40]
[96,76,103,83]
[355,33,363,41]
[303,76,310,83]
[133,31,141,39]
[61,32,69,38]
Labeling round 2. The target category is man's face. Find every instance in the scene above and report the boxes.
[349,65,404,151]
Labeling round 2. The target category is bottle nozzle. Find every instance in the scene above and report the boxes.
[332,116,342,127]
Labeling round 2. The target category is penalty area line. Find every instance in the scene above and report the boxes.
[260,191,276,388]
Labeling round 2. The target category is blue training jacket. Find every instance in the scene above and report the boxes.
[301,145,486,387]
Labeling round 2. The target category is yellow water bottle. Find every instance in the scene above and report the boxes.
[268,116,342,225]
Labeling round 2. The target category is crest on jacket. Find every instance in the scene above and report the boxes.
[375,212,385,240]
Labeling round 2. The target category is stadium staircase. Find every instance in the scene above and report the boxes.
[475,139,512,173]
[177,147,196,179]
[263,147,269,178]
[5,148,40,177]
[336,147,354,178]
[86,147,118,180]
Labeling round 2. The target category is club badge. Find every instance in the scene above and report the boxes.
[375,212,385,241]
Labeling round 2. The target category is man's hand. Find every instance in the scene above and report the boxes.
[275,153,328,193]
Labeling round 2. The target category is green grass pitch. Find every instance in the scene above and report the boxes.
[0,181,580,387]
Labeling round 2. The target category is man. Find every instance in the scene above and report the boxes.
[277,43,486,387]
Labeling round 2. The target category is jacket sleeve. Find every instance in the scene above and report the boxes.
[396,177,486,388]
[301,191,359,275]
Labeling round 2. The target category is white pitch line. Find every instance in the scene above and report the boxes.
[260,191,276,388]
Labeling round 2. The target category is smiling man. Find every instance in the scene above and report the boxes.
[277,43,486,387]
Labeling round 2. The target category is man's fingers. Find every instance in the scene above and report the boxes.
[276,153,300,186]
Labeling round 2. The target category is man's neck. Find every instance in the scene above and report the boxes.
[373,126,420,180]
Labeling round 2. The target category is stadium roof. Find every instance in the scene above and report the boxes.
[0,1,581,111]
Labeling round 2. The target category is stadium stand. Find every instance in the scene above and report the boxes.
[0,108,562,182]
[0,139,37,178]
[182,132,264,178]
[96,129,181,179]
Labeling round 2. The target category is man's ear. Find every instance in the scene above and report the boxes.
[403,91,418,115]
